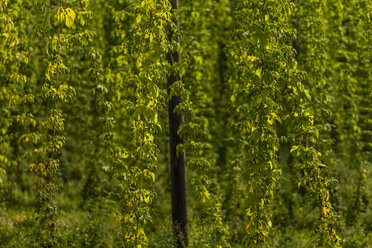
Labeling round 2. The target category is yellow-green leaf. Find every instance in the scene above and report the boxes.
[255,68,262,78]
[64,8,76,28]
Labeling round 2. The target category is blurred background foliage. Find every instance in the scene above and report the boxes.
[0,0,371,247]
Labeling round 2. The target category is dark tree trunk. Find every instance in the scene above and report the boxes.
[215,40,228,168]
[167,0,188,247]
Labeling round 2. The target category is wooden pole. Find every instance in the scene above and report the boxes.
[167,0,188,246]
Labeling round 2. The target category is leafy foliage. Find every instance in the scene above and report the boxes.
[0,0,370,247]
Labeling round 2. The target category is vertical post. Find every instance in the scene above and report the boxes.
[167,0,188,247]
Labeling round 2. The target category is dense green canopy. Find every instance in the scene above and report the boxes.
[0,0,371,247]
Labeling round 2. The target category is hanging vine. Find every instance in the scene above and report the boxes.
[0,0,31,204]
[106,0,172,246]
[324,2,371,244]
[281,1,340,246]
[226,0,295,246]
[28,1,79,246]
[178,0,230,246]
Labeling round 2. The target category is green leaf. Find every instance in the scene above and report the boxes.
[64,8,76,28]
